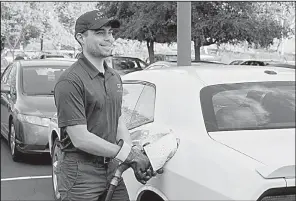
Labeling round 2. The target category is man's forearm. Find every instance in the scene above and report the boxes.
[116,115,132,145]
[66,125,121,158]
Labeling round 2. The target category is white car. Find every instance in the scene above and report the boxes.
[144,60,224,70]
[48,64,295,200]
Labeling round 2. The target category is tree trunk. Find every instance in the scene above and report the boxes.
[276,39,281,53]
[280,8,285,56]
[194,39,201,61]
[147,40,154,64]
[40,34,44,51]
[6,32,22,60]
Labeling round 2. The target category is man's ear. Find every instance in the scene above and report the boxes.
[76,33,84,45]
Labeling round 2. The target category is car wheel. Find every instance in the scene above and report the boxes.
[52,138,61,201]
[9,122,22,162]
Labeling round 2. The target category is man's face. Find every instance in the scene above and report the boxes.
[83,25,115,58]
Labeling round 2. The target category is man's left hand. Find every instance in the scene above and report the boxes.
[137,166,164,184]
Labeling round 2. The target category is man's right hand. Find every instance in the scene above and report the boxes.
[123,147,151,184]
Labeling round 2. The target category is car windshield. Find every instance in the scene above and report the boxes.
[46,55,64,58]
[21,66,67,95]
[230,60,243,65]
[113,58,142,70]
[200,81,295,132]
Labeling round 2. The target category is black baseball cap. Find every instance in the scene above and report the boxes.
[75,10,120,36]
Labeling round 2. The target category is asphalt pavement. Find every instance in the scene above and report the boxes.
[1,137,54,200]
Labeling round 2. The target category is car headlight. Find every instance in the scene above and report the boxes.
[51,113,58,124]
[18,114,50,127]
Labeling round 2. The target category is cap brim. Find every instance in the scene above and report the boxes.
[90,19,120,30]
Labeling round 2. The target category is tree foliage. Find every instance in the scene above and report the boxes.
[1,2,45,55]
[1,2,293,61]
[1,34,5,51]
[1,2,98,52]
[99,2,177,63]
[51,2,99,49]
[100,2,293,61]
[191,2,292,60]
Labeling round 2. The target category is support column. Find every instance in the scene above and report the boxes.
[177,2,191,66]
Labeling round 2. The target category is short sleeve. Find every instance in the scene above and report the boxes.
[54,79,87,128]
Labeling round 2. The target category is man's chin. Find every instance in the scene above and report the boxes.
[89,51,112,58]
[99,49,113,57]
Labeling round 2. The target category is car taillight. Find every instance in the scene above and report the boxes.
[258,187,296,201]
[260,194,295,201]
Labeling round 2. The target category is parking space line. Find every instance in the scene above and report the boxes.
[1,175,52,182]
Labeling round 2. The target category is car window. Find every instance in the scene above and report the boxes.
[165,55,178,61]
[130,84,156,129]
[200,81,295,132]
[7,64,17,97]
[136,60,148,68]
[7,64,17,85]
[242,61,250,65]
[21,66,68,95]
[230,61,241,65]
[1,57,9,71]
[154,55,165,62]
[250,61,261,66]
[46,55,64,58]
[1,64,13,84]
[122,82,156,129]
[122,83,145,129]
[113,58,138,70]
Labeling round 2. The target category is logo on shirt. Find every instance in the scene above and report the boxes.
[117,83,123,93]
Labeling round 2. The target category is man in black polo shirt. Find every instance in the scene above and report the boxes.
[54,10,155,201]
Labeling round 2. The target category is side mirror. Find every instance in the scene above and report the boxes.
[1,84,11,94]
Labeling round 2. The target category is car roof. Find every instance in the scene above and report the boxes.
[41,53,64,56]
[149,60,224,66]
[113,56,141,59]
[112,56,147,63]
[123,64,295,86]
[267,63,295,69]
[17,59,76,67]
[233,59,282,63]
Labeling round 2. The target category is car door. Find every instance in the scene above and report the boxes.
[121,81,157,198]
[0,64,14,139]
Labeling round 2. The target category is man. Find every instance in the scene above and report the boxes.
[54,10,156,201]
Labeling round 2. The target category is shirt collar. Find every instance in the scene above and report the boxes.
[78,53,114,79]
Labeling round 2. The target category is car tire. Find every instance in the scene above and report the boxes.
[52,138,62,201]
[9,122,22,162]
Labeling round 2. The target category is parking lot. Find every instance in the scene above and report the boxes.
[1,138,54,200]
[1,2,295,200]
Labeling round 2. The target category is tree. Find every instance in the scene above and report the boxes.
[100,2,292,62]
[51,2,99,50]
[1,2,98,54]
[255,2,295,54]
[191,2,292,60]
[1,2,46,58]
[99,2,177,63]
